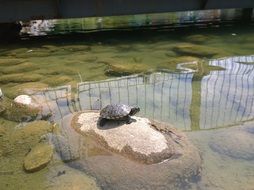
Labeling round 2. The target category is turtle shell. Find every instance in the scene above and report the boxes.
[100,104,132,119]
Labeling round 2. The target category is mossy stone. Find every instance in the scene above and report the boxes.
[15,51,51,58]
[42,75,73,86]
[23,143,53,172]
[0,58,26,66]
[61,45,91,52]
[3,82,48,99]
[36,67,77,76]
[185,34,210,44]
[0,73,43,84]
[100,59,150,76]
[0,102,5,114]
[0,98,39,122]
[0,62,38,74]
[156,56,199,71]
[172,44,219,58]
[11,121,53,151]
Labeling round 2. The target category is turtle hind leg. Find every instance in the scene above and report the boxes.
[98,118,107,127]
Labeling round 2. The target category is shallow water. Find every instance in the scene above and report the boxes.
[0,25,254,189]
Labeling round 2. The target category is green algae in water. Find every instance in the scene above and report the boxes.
[0,25,253,90]
[0,119,52,190]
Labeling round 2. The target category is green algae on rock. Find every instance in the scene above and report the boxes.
[0,119,55,189]
[24,143,53,172]
[0,73,43,84]
[100,59,150,76]
[0,62,38,74]
[0,58,26,66]
[163,56,200,69]
[42,75,73,86]
[0,98,40,122]
[172,44,220,58]
[3,82,48,99]
[185,34,212,44]
[10,121,54,155]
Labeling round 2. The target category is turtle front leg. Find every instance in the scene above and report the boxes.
[126,115,132,124]
[99,118,107,127]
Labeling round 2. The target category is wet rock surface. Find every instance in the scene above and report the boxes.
[24,143,53,172]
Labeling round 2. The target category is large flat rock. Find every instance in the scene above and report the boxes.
[72,111,189,164]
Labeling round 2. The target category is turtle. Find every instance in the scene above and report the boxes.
[98,104,140,127]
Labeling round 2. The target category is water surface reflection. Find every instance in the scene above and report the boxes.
[32,55,254,131]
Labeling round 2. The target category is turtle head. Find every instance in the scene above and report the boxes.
[129,107,140,116]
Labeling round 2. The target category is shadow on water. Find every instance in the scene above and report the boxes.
[31,55,254,131]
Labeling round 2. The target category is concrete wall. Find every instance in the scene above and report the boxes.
[0,0,253,23]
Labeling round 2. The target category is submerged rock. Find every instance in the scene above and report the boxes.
[41,133,80,162]
[185,34,211,44]
[0,58,26,66]
[47,165,100,190]
[0,73,43,84]
[42,75,73,86]
[172,44,219,58]
[101,59,150,76]
[24,143,53,172]
[1,62,38,74]
[4,82,48,99]
[209,126,254,160]
[11,121,54,152]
